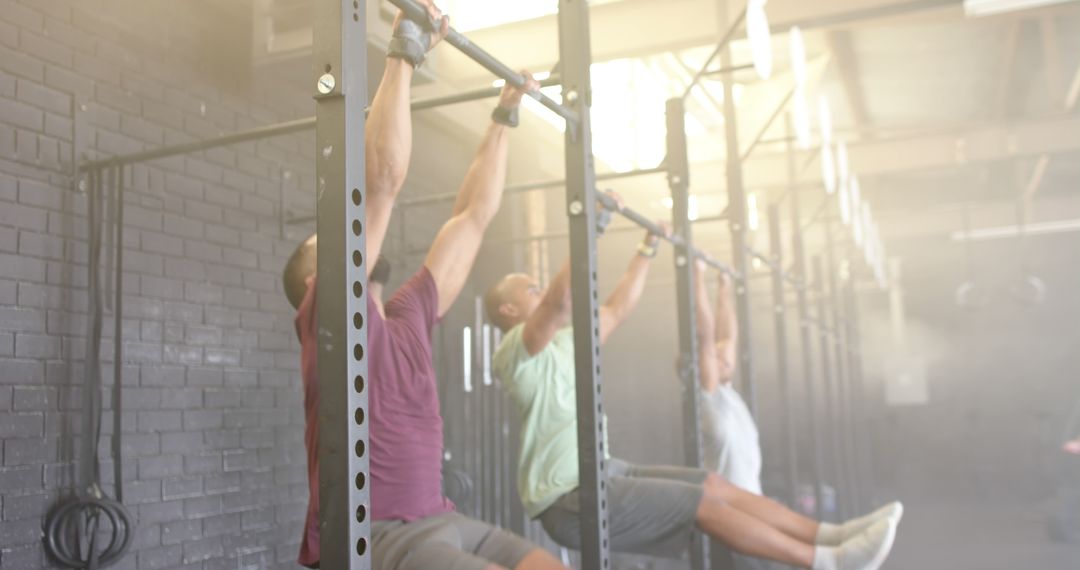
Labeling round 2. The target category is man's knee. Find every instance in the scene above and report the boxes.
[704,471,734,498]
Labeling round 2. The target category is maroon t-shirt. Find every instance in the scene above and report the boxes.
[294,268,454,567]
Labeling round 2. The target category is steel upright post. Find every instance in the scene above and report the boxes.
[668,97,710,570]
[313,0,370,566]
[822,220,849,517]
[788,118,825,518]
[718,4,756,417]
[557,1,610,568]
[812,255,840,521]
[767,204,800,506]
[844,279,875,510]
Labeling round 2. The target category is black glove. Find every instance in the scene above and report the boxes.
[491,105,520,128]
[596,206,613,235]
[387,17,431,68]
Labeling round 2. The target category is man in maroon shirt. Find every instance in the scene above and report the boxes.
[283,3,565,569]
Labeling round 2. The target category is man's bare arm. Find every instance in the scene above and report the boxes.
[598,223,668,344]
[713,272,738,382]
[522,260,572,355]
[424,74,540,316]
[694,261,722,393]
[365,3,448,276]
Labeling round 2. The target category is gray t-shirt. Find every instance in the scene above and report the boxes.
[700,383,763,494]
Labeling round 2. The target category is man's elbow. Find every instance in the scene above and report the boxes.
[366,154,407,197]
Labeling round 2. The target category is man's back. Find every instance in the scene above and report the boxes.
[295,268,454,565]
[701,384,763,495]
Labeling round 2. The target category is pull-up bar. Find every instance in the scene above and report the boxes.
[388,0,579,126]
[78,76,561,172]
[595,192,740,279]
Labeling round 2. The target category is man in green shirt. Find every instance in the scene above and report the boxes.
[486,217,901,570]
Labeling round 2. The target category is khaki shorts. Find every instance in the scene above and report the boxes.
[372,511,539,570]
[538,458,708,557]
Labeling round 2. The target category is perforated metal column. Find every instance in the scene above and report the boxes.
[767,203,800,506]
[718,2,757,418]
[790,181,826,518]
[557,1,610,568]
[314,0,370,567]
[668,96,710,570]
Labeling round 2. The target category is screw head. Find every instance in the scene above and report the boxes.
[317,73,336,95]
[676,255,687,267]
[77,179,88,193]
[565,90,579,103]
[569,200,584,215]
[671,175,682,185]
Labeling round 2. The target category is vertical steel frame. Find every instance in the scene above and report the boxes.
[811,255,840,520]
[844,280,875,510]
[718,11,756,417]
[824,221,858,517]
[789,177,826,517]
[668,97,710,570]
[313,0,370,567]
[557,1,610,567]
[767,204,800,506]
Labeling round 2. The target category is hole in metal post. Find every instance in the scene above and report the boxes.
[325,64,332,73]
[356,538,368,556]
[352,188,361,205]
[353,281,363,298]
[353,312,363,330]
[352,250,362,267]
[354,375,365,393]
[355,439,366,457]
[355,472,366,490]
[354,408,365,425]
[354,344,364,361]
[352,219,362,236]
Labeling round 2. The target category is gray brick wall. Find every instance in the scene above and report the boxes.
[0,1,318,567]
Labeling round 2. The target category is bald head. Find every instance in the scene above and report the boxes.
[283,234,317,310]
[484,273,542,332]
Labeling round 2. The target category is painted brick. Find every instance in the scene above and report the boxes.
[161,518,202,546]
[16,76,70,116]
[136,544,183,570]
[162,475,204,501]
[3,437,51,465]
[137,410,182,433]
[11,386,53,410]
[0,413,42,438]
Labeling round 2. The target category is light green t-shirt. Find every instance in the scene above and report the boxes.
[493,325,608,517]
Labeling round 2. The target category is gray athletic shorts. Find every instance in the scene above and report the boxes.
[372,511,538,570]
[538,458,709,557]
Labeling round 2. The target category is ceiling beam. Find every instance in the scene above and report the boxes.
[993,20,1024,119]
[826,29,873,132]
[722,113,1080,191]
[435,0,965,84]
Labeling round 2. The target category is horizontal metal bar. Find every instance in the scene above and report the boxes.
[506,165,668,194]
[81,117,317,170]
[705,62,756,75]
[388,0,579,125]
[411,76,562,110]
[395,164,669,210]
[746,244,806,290]
[79,78,552,173]
[740,85,798,163]
[595,192,740,279]
[682,5,748,100]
